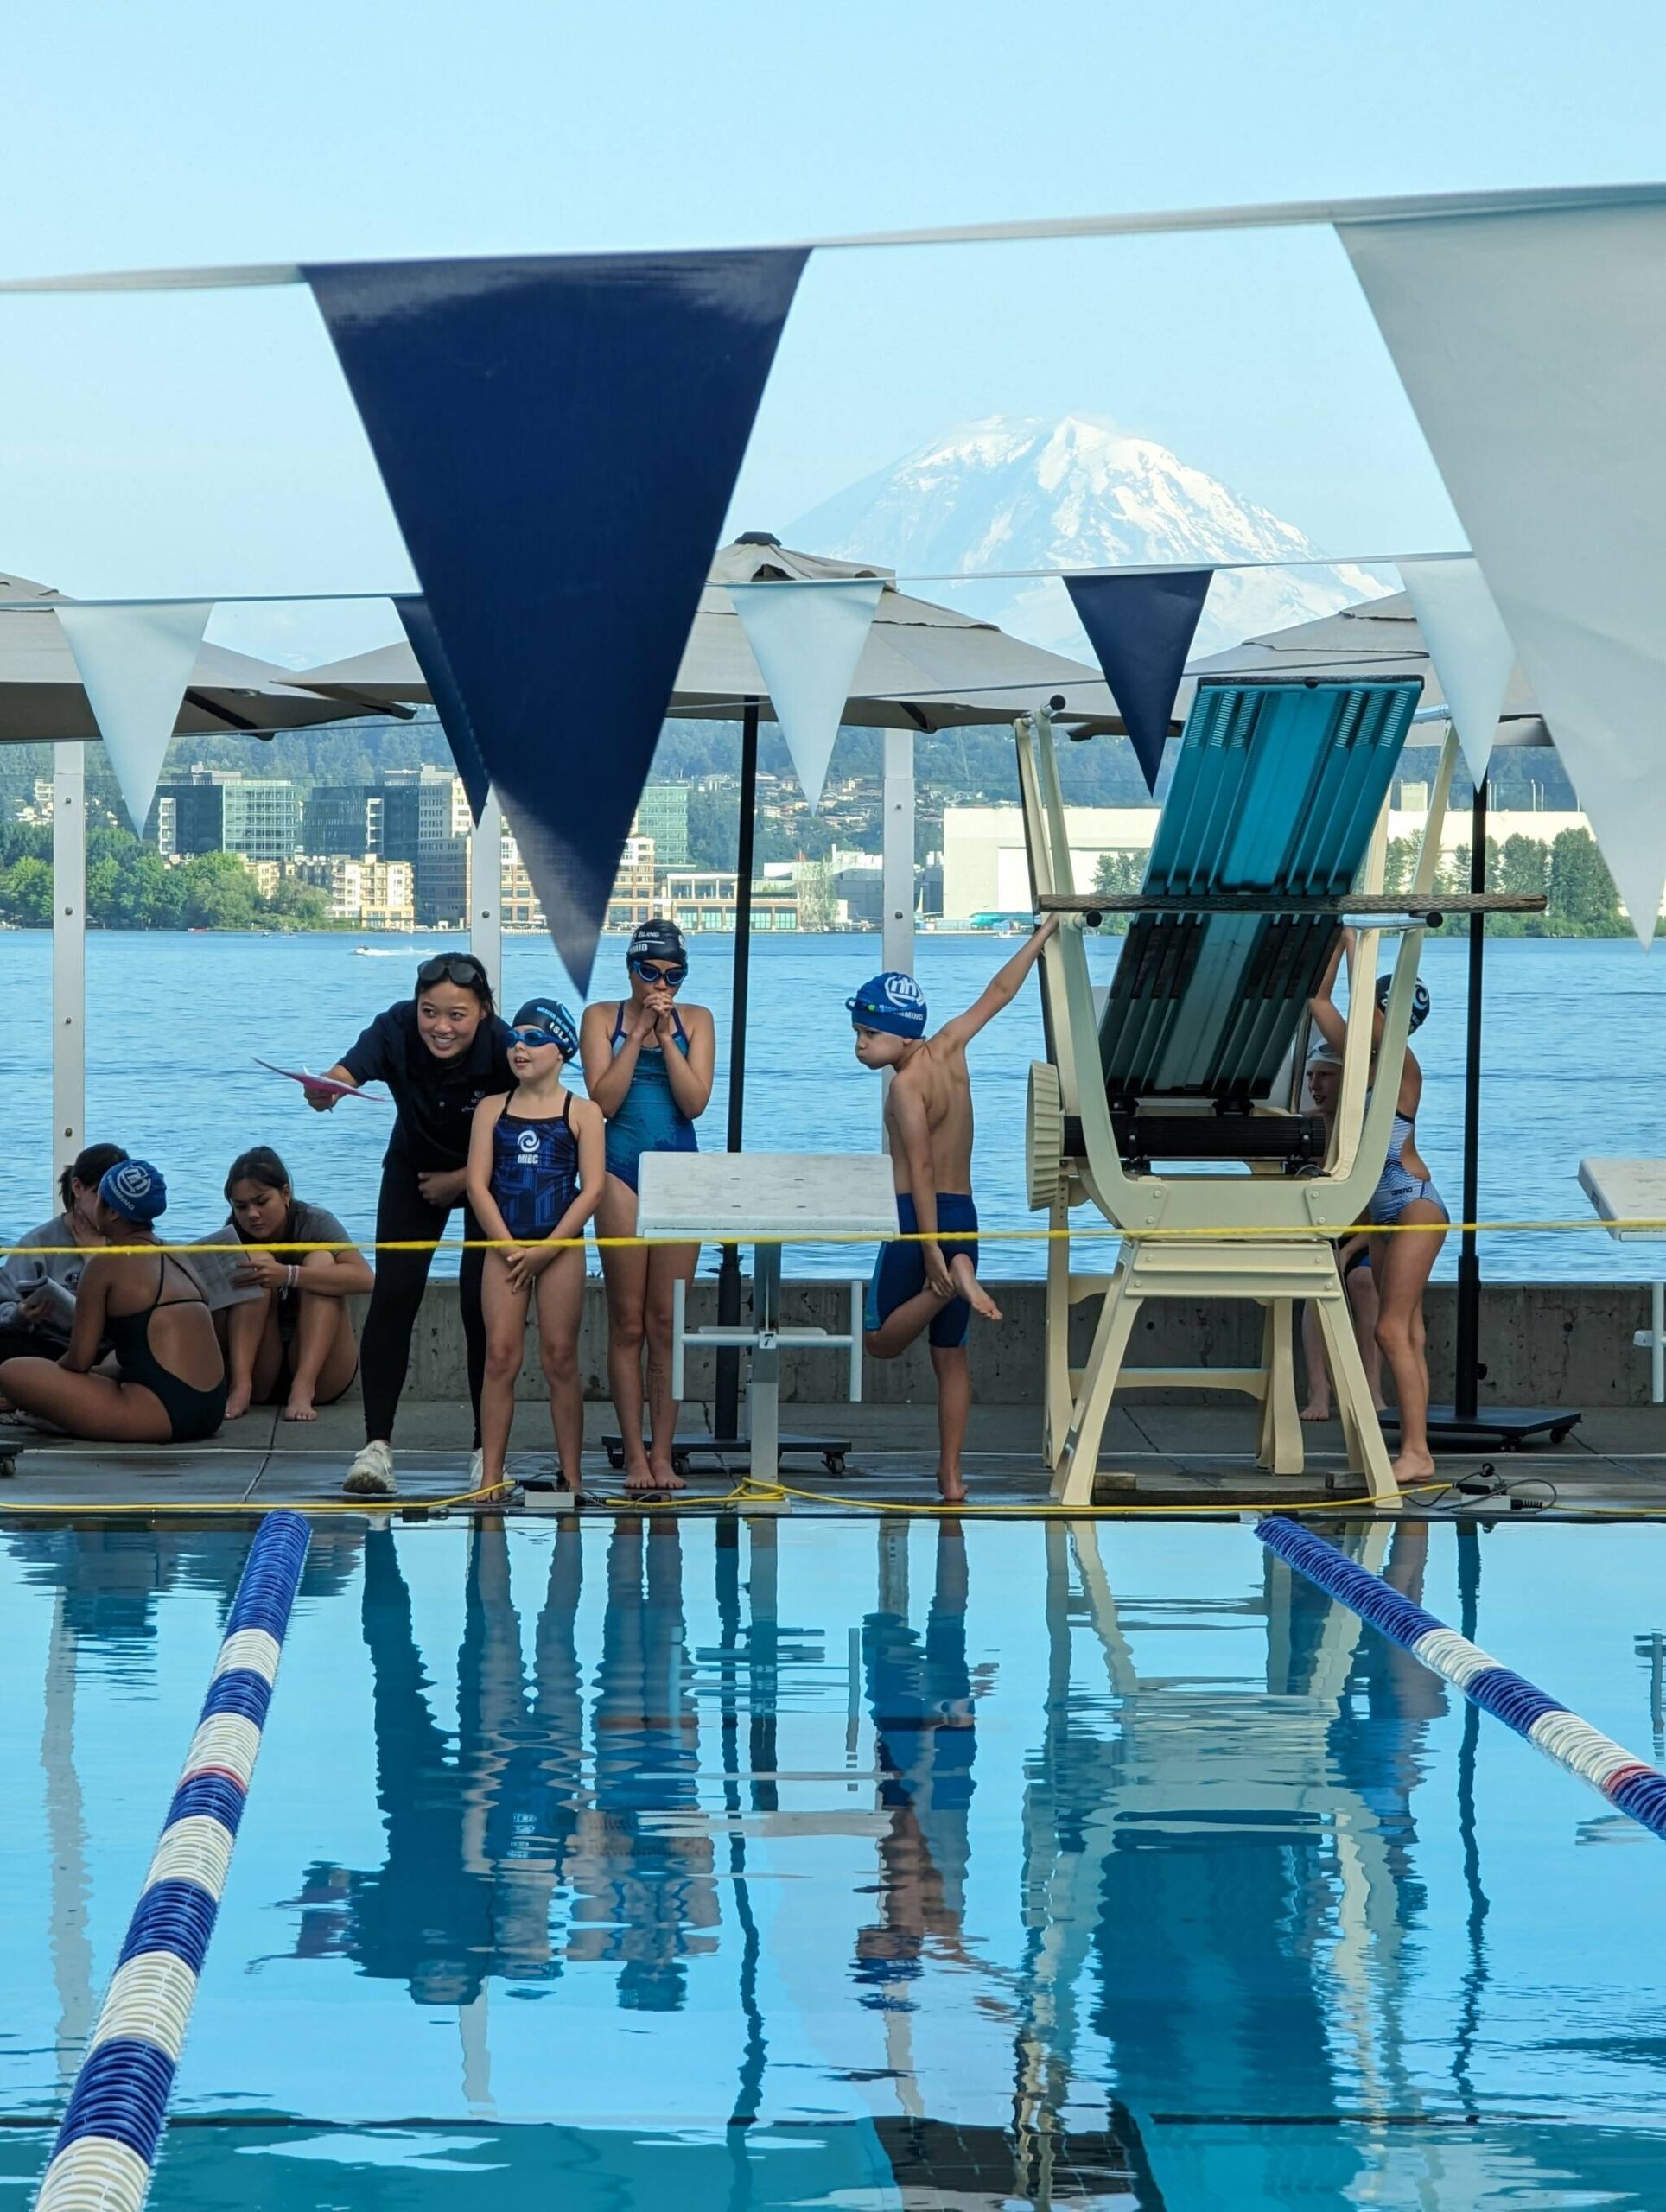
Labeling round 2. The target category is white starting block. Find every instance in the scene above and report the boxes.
[637,1152,900,1484]
[1580,1158,1666,1402]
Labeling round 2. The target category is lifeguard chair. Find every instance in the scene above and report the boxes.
[1017,677,1459,1506]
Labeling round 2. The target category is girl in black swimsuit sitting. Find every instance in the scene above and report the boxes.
[0,1160,227,1444]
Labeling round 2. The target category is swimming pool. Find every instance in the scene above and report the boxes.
[3,1516,1664,2209]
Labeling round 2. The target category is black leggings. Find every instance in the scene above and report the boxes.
[359,1159,486,1446]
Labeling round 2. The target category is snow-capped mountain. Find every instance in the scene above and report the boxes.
[789,414,1387,658]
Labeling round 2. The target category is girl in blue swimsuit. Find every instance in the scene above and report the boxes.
[580,923,715,1495]
[467,999,606,1497]
[1311,931,1447,1487]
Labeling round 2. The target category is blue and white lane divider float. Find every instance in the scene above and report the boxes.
[1257,1516,1666,1840]
[32,1509,311,2212]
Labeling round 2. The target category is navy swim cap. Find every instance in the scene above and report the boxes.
[628,918,686,967]
[511,998,579,1059]
[100,1159,167,1224]
[847,972,928,1039]
[1375,972,1430,1033]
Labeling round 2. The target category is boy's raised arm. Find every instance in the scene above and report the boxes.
[936,915,1059,1052]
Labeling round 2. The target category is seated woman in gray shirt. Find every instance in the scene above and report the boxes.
[214,1147,374,1423]
[0,1142,128,1370]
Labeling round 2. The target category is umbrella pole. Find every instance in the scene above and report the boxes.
[51,742,86,1207]
[715,699,760,1442]
[1453,779,1485,1421]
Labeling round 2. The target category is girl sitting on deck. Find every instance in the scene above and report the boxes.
[214,1147,374,1424]
[0,1141,129,1370]
[1309,931,1447,1486]
[0,1160,227,1444]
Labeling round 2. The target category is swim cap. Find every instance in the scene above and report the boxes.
[100,1159,167,1224]
[1375,973,1430,1033]
[628,918,687,968]
[847,972,928,1039]
[511,998,579,1059]
[1307,1042,1345,1071]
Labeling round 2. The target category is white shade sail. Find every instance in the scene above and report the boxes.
[1341,203,1666,941]
[1396,558,1519,785]
[729,575,883,809]
[54,601,213,832]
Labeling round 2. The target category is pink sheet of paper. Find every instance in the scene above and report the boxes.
[253,1058,387,1103]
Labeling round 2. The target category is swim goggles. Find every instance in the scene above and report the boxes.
[512,1026,564,1052]
[630,957,687,986]
[416,954,490,990]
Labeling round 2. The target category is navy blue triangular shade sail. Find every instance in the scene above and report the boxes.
[393,595,490,824]
[1065,569,1213,791]
[305,250,809,988]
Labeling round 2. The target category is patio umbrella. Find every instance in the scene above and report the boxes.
[1186,589,1563,1450]
[0,570,385,741]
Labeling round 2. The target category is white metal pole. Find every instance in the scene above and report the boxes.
[881,725,916,1141]
[51,742,86,1204]
[469,787,503,1000]
[881,725,916,976]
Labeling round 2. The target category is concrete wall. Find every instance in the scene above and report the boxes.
[394,1276,1657,1411]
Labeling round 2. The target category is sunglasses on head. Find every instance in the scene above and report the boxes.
[417,955,488,990]
[630,957,686,985]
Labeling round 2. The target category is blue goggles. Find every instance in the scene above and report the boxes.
[512,1025,573,1055]
[630,957,686,986]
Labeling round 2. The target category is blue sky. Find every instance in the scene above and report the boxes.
[2,1,1663,659]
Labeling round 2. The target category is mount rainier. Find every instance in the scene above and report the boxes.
[789,414,1386,660]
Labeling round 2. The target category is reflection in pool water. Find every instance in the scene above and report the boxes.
[3,1516,1665,2209]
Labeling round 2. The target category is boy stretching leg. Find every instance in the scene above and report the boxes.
[850,918,1059,1503]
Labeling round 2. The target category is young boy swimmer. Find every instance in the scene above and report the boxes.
[850,916,1059,1503]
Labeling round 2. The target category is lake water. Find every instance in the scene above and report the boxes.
[1,930,1663,1282]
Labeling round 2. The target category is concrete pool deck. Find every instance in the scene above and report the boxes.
[3,1395,1664,1521]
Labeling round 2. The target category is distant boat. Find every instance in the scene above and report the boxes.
[353,946,410,957]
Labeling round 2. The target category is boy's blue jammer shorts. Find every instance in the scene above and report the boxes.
[866,1193,980,1351]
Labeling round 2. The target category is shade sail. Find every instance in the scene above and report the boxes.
[1339,202,1666,942]
[305,251,808,990]
[290,537,1122,737]
[0,571,380,743]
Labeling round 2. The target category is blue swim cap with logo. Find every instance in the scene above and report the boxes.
[847,972,928,1039]
[100,1159,168,1224]
[511,998,580,1060]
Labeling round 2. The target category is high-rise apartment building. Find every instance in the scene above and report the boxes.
[149,770,299,864]
[632,782,690,868]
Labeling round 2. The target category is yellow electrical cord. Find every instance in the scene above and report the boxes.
[8,1215,1666,1258]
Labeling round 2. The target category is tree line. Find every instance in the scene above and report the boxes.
[0,823,335,932]
[1093,826,1630,937]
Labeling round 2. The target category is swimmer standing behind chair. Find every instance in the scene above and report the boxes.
[851,917,1059,1504]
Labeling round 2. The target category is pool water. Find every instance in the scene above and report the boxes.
[3,1516,1665,2209]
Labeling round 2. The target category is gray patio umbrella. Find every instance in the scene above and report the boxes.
[0,569,391,741]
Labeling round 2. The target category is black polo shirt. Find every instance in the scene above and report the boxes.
[340,1001,515,1171]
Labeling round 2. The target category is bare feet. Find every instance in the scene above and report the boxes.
[224,1386,251,1421]
[283,1391,318,1423]
[624,1457,684,1494]
[950,1254,1002,1323]
[1392,1449,1437,1488]
[1300,1401,1332,1424]
[936,1467,967,1504]
[646,1455,687,1494]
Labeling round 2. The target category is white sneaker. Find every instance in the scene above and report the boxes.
[467,1447,486,1491]
[344,1440,397,1497]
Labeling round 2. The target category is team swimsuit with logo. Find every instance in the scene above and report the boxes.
[490,1090,582,1238]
